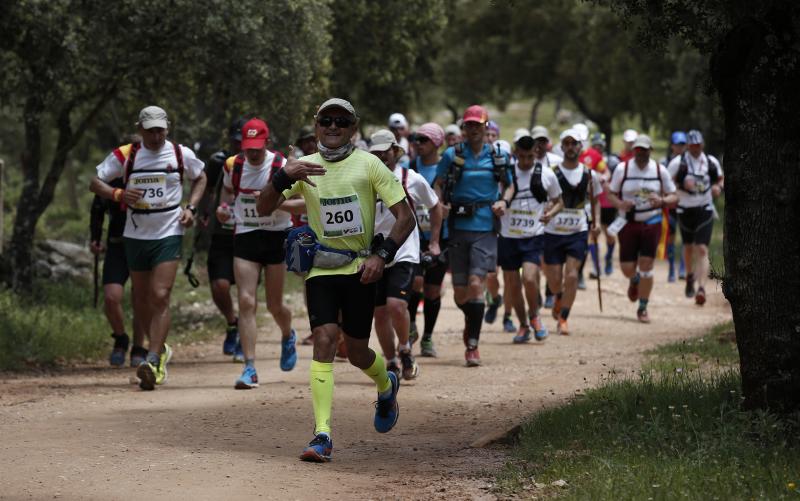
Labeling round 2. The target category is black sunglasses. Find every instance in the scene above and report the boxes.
[415,136,430,144]
[317,116,354,128]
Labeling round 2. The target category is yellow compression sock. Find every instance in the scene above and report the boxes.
[362,351,392,394]
[310,360,334,435]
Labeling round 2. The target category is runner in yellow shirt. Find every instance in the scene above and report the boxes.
[257,98,415,462]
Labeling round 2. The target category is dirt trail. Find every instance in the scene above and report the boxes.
[0,260,730,500]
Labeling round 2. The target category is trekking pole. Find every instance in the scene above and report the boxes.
[183,224,201,288]
[93,252,99,308]
[589,175,603,312]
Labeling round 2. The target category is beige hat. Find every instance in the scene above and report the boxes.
[444,124,461,136]
[369,129,399,152]
[633,134,653,149]
[531,125,549,141]
[138,106,168,129]
[316,98,358,119]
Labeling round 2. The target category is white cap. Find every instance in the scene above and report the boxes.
[388,113,408,129]
[572,123,589,142]
[632,134,652,149]
[494,139,511,155]
[623,129,638,142]
[445,124,461,136]
[560,128,582,143]
[530,125,549,141]
[513,128,530,143]
[138,106,168,129]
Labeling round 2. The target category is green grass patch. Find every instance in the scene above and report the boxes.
[643,320,737,373]
[496,325,800,500]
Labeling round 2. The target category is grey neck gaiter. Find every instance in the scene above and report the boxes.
[318,141,355,162]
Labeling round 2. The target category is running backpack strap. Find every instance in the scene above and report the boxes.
[270,151,284,181]
[675,152,689,188]
[401,167,415,213]
[231,154,246,197]
[530,162,548,203]
[122,142,141,186]
[708,157,720,185]
[173,143,185,183]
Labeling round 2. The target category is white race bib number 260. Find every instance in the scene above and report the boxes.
[320,194,364,238]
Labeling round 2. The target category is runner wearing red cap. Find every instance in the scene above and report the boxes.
[435,105,514,366]
[216,118,303,389]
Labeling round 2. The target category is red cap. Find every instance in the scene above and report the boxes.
[462,105,488,124]
[241,118,269,149]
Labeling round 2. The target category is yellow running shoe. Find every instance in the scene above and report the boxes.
[155,344,173,385]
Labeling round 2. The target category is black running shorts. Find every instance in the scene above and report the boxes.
[375,261,416,306]
[678,206,714,246]
[233,230,287,266]
[102,241,130,285]
[305,272,376,340]
[207,233,235,283]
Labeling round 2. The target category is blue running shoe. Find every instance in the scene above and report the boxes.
[374,372,400,433]
[223,321,239,355]
[513,325,532,344]
[233,341,244,363]
[280,330,297,372]
[531,316,548,341]
[544,294,554,309]
[235,365,259,389]
[484,294,501,324]
[300,433,333,462]
[502,314,515,333]
[668,269,676,283]
[109,333,128,367]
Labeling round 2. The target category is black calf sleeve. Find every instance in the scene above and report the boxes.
[423,297,441,335]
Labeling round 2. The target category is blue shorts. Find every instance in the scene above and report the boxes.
[543,231,588,265]
[498,235,543,271]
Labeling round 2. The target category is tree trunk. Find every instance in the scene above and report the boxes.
[594,116,613,155]
[713,14,800,413]
[10,96,44,291]
[528,93,543,129]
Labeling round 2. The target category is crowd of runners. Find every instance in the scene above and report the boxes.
[88,101,724,462]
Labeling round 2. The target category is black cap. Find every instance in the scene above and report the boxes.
[295,125,315,144]
[515,136,535,150]
[229,117,247,141]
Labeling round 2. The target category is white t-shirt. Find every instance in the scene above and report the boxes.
[536,151,563,167]
[222,152,291,234]
[609,159,676,222]
[96,141,205,240]
[500,164,561,238]
[544,164,603,235]
[667,152,723,210]
[375,165,439,266]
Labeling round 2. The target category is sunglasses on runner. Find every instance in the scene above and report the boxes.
[415,136,430,144]
[316,116,354,128]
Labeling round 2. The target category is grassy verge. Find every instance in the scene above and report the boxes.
[495,323,800,500]
[0,250,308,370]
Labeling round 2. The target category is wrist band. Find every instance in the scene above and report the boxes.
[112,188,123,202]
[377,237,400,263]
[271,169,296,193]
